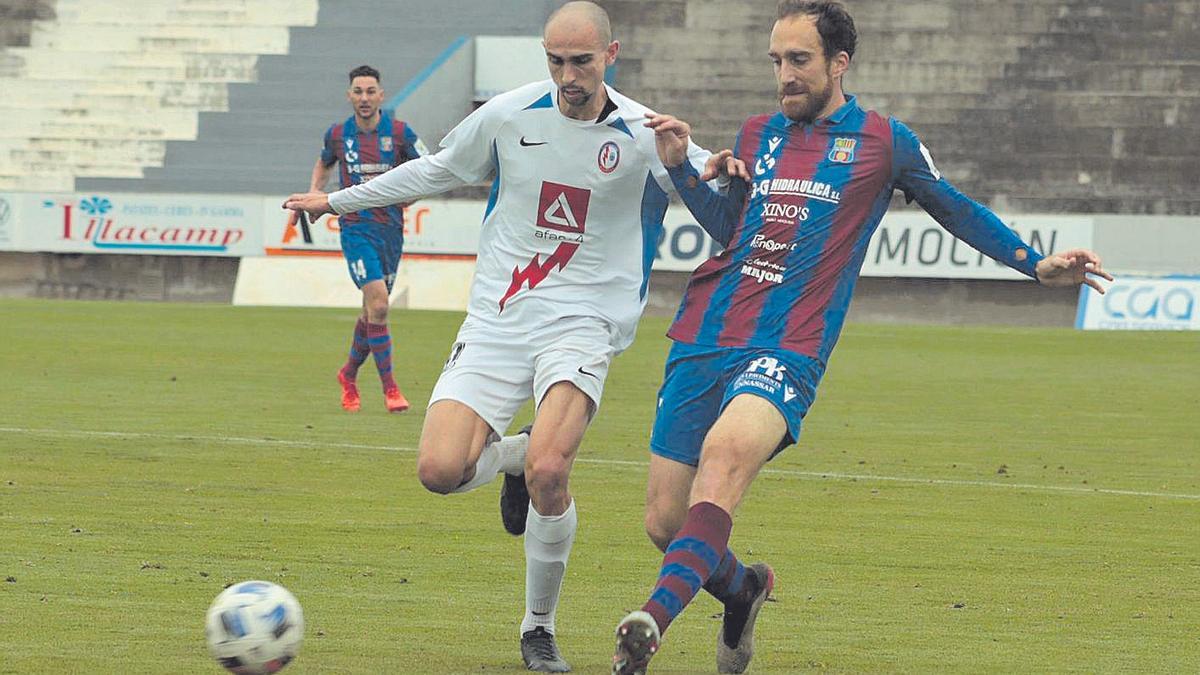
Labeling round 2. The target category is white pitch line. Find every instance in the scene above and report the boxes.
[3,426,1199,501]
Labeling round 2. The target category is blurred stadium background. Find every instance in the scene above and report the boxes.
[0,0,1196,324]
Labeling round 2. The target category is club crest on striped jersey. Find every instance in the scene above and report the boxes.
[597,141,620,174]
[828,137,857,164]
[380,136,393,152]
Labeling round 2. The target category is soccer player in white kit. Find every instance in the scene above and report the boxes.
[285,2,714,671]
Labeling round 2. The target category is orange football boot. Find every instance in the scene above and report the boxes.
[337,371,361,412]
[384,387,410,413]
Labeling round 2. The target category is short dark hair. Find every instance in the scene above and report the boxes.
[776,0,857,61]
[348,65,381,83]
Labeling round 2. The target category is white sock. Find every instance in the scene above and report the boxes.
[450,433,528,494]
[521,500,577,635]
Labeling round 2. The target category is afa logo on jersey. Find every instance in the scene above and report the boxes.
[536,181,590,235]
[828,137,857,164]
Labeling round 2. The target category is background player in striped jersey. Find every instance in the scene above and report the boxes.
[614,2,1113,673]
[286,3,717,671]
[312,65,426,414]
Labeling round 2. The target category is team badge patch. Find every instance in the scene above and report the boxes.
[597,141,620,174]
[828,137,857,163]
[380,136,393,152]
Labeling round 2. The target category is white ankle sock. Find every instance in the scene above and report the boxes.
[520,500,577,635]
[450,433,529,494]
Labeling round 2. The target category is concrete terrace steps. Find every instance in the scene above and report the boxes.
[1003,60,1200,93]
[1,0,321,190]
[76,0,563,195]
[0,0,54,48]
[52,0,316,26]
[606,0,1200,212]
[0,108,200,140]
[26,24,293,54]
[7,50,261,82]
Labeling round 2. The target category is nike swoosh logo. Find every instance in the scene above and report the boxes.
[520,137,548,147]
[531,610,550,616]
[577,366,598,379]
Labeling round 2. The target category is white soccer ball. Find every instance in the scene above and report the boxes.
[205,580,304,674]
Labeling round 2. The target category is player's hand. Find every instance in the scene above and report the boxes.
[1035,248,1113,294]
[282,192,333,220]
[701,149,749,182]
[644,112,692,168]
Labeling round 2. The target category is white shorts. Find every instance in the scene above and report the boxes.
[428,315,619,434]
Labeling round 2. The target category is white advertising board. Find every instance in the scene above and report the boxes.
[1076,276,1200,330]
[10,192,263,257]
[262,198,482,257]
[861,213,1095,279]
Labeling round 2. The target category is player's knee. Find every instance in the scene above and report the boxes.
[525,453,570,501]
[416,456,462,494]
[644,511,679,552]
[366,301,389,323]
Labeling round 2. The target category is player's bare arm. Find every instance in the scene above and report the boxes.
[309,157,333,193]
[1035,248,1113,293]
[282,192,334,220]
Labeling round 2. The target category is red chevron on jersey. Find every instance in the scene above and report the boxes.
[498,242,580,312]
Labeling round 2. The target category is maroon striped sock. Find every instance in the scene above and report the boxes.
[366,321,397,392]
[641,501,733,635]
[340,317,370,379]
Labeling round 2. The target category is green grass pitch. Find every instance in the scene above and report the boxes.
[1,299,1197,673]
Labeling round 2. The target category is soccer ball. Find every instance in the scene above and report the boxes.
[205,580,304,674]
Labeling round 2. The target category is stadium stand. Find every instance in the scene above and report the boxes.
[0,0,319,192]
[607,0,1200,215]
[0,0,556,194]
[4,0,1196,213]
[77,0,558,195]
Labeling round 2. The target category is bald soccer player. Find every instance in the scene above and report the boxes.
[285,2,736,670]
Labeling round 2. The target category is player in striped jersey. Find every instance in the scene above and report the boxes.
[312,65,427,414]
[613,2,1112,673]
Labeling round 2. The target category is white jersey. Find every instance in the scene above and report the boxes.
[330,79,710,351]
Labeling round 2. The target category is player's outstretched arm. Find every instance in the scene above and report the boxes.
[1035,249,1113,293]
[701,149,750,182]
[643,113,749,180]
[282,192,333,220]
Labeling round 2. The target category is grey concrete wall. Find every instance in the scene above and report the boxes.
[1094,216,1200,275]
[78,0,558,196]
[0,252,237,302]
[393,37,476,149]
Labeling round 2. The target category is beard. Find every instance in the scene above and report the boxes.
[779,75,833,124]
[560,86,592,108]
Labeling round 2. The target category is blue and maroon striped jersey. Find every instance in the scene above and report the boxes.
[321,112,423,228]
[667,95,1044,364]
